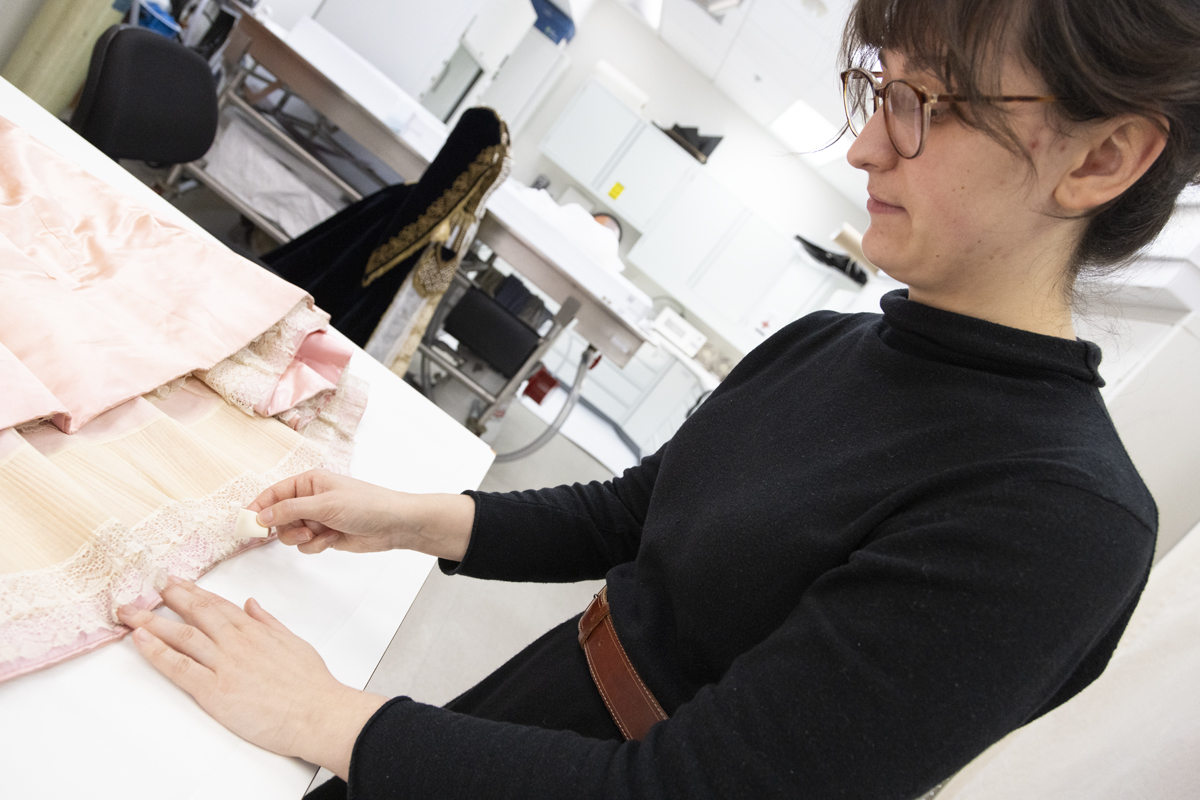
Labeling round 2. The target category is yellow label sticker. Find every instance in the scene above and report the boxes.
[608,182,625,200]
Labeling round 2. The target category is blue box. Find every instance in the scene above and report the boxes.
[532,0,575,44]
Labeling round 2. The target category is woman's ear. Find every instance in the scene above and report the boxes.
[1054,115,1168,212]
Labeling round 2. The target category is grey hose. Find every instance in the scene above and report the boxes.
[494,345,596,463]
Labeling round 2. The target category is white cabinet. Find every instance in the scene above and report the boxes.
[742,259,833,346]
[544,328,701,456]
[541,80,696,232]
[626,169,747,288]
[540,81,641,191]
[630,200,836,354]
[622,359,704,454]
[690,215,795,320]
[545,79,845,356]
[593,126,696,230]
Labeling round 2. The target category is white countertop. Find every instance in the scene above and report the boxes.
[0,77,496,799]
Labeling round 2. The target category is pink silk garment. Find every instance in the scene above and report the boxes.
[0,114,367,682]
[0,113,339,432]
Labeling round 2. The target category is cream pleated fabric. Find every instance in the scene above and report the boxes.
[0,114,368,682]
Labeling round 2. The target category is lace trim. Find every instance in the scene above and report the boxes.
[277,373,369,473]
[136,440,326,579]
[197,299,329,415]
[0,519,162,664]
[0,440,325,670]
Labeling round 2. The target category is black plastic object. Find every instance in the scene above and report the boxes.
[796,235,869,286]
[263,107,507,347]
[443,287,540,380]
[72,25,218,164]
[659,124,722,163]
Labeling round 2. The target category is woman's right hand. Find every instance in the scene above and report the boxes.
[248,469,475,561]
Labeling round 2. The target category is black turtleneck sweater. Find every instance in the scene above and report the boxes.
[346,291,1156,800]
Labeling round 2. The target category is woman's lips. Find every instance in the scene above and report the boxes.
[867,194,905,214]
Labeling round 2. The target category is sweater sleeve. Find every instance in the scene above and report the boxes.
[348,480,1153,800]
[438,448,664,583]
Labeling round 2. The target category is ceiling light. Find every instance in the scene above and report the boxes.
[769,97,846,167]
[800,0,828,17]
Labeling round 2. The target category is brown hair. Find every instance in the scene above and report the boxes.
[841,0,1200,282]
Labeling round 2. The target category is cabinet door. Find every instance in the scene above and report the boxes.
[627,169,746,291]
[540,81,642,190]
[689,215,794,325]
[741,257,832,349]
[596,126,697,231]
[623,360,703,453]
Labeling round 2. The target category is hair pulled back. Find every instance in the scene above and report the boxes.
[842,0,1200,281]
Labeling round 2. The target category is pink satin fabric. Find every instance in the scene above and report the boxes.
[254,329,354,417]
[0,114,307,432]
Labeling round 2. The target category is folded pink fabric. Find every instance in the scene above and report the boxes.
[261,330,354,416]
[0,114,308,432]
[0,112,371,684]
[0,341,65,431]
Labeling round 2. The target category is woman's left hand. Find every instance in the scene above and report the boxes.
[117,578,388,780]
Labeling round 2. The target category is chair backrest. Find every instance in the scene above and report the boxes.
[71,25,218,164]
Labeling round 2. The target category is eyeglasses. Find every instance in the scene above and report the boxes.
[840,67,1057,159]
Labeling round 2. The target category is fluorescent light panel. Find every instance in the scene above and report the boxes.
[769,96,847,166]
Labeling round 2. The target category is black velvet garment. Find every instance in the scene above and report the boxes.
[346,291,1156,799]
[261,107,507,346]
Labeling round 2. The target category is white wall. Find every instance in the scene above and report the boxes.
[507,0,868,247]
[0,0,47,69]
[313,0,486,100]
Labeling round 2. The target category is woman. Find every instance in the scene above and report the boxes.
[118,0,1200,797]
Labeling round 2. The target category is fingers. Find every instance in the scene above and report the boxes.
[257,493,334,531]
[296,530,340,555]
[118,602,220,667]
[276,525,317,547]
[157,577,248,636]
[248,470,323,512]
[244,596,289,634]
[250,469,335,523]
[127,625,217,699]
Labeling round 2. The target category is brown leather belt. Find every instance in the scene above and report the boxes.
[578,586,668,740]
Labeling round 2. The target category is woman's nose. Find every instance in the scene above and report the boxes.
[847,109,898,172]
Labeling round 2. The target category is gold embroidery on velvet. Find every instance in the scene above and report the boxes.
[361,117,511,289]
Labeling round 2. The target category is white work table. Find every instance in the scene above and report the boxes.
[0,78,495,798]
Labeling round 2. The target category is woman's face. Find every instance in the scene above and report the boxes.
[847,50,1077,299]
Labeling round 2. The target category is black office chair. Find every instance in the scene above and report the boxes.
[72,25,219,164]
